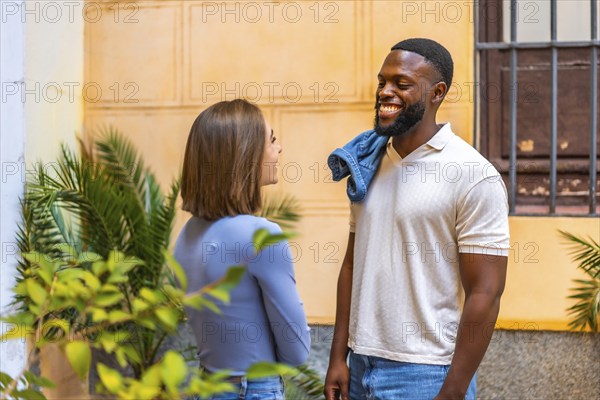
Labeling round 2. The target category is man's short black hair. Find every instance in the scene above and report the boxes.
[391,38,453,88]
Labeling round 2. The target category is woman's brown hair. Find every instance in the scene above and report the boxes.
[181,99,265,219]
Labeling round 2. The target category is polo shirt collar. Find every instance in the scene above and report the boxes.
[426,123,454,150]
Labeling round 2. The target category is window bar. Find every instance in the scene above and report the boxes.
[476,41,599,50]
[509,0,518,213]
[591,0,598,214]
[550,0,558,213]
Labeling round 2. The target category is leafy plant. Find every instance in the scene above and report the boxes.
[260,194,301,229]
[15,128,180,378]
[0,234,297,399]
[283,365,325,400]
[559,230,600,332]
[9,128,324,398]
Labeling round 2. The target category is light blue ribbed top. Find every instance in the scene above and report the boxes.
[174,214,311,374]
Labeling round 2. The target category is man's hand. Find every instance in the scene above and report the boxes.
[324,359,350,400]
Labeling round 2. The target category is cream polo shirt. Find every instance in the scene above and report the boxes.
[348,123,510,365]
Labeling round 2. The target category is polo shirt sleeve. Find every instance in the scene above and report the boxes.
[456,176,510,256]
[247,221,311,366]
[349,202,356,233]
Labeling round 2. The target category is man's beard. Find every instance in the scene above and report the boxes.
[374,101,426,137]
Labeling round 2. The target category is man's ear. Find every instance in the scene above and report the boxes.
[431,81,447,105]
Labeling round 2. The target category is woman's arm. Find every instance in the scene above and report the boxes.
[247,223,311,366]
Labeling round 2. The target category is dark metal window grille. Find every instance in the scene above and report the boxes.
[475,0,599,216]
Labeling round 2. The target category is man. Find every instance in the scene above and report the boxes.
[324,38,509,400]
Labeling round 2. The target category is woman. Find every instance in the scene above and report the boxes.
[174,99,311,400]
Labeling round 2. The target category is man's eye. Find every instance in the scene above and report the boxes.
[271,136,277,143]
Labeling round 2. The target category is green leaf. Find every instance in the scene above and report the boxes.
[112,256,140,275]
[252,228,295,252]
[25,279,47,306]
[115,347,128,368]
[57,268,84,282]
[252,228,270,251]
[121,344,141,364]
[132,298,150,313]
[163,249,187,291]
[0,371,14,388]
[161,351,187,393]
[155,307,179,330]
[81,271,101,292]
[91,307,108,322]
[78,251,102,264]
[246,362,297,379]
[108,310,130,324]
[65,341,91,380]
[29,256,56,285]
[100,336,117,354]
[13,281,28,296]
[97,363,123,393]
[22,252,43,266]
[91,259,108,276]
[204,266,246,304]
[141,364,162,386]
[53,243,78,262]
[94,292,123,307]
[140,288,165,305]
[183,293,221,314]
[24,371,56,388]
[136,316,157,330]
[13,389,47,400]
[134,385,161,399]
[107,272,128,284]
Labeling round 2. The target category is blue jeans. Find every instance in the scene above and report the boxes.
[349,351,477,400]
[198,376,284,400]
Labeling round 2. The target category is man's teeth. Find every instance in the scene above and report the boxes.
[380,105,400,112]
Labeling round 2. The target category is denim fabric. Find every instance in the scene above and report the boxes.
[349,351,477,400]
[327,129,388,202]
[195,376,284,400]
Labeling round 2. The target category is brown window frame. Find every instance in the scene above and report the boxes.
[476,0,599,216]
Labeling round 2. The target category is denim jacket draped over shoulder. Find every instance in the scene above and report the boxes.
[327,130,388,202]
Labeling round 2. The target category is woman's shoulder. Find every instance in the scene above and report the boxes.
[223,215,282,234]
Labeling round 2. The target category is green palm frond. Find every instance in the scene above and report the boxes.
[14,127,182,375]
[559,230,600,332]
[567,278,600,332]
[260,194,301,229]
[283,365,325,400]
[94,127,147,204]
[558,230,600,278]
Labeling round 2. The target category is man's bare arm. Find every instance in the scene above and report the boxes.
[435,252,507,399]
[324,232,355,400]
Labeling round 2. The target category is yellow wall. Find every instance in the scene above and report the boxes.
[84,1,598,330]
[498,217,600,331]
[24,3,84,162]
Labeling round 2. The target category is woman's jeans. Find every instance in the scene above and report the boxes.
[349,351,477,400]
[198,376,284,400]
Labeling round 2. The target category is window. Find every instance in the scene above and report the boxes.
[477,0,599,215]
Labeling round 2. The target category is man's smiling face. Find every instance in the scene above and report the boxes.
[374,50,439,137]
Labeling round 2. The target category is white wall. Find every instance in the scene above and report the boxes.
[0,0,84,379]
[0,0,27,379]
